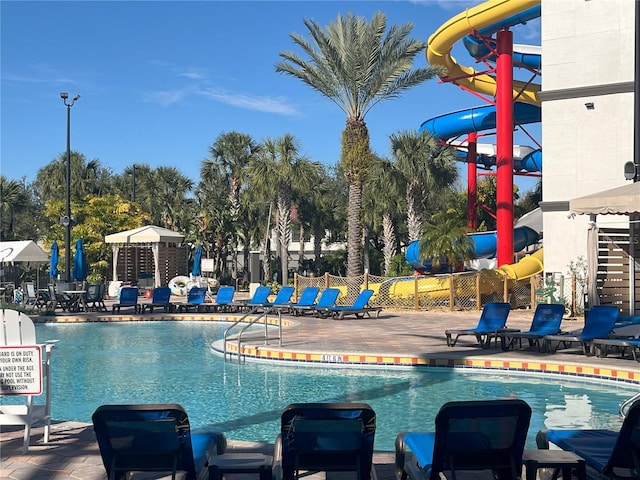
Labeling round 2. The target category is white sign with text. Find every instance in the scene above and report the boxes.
[0,346,43,395]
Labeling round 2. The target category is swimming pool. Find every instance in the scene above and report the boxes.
[8,321,636,451]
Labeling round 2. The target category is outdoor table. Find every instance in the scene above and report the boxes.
[63,290,87,312]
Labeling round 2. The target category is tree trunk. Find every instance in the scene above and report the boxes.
[346,181,363,278]
[382,212,396,275]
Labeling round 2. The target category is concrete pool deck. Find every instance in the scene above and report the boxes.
[2,304,639,479]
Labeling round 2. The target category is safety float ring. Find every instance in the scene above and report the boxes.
[168,275,190,296]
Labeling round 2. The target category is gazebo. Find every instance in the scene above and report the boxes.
[570,182,640,315]
[104,226,188,288]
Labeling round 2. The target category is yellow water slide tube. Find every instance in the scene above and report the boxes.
[426,0,540,106]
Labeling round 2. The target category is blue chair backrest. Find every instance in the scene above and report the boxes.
[350,289,374,309]
[529,303,565,334]
[432,399,531,479]
[315,288,340,308]
[248,286,271,305]
[119,287,139,305]
[152,287,171,304]
[271,286,295,305]
[582,305,619,339]
[608,398,640,471]
[187,287,206,305]
[477,302,511,330]
[215,286,235,305]
[296,287,320,306]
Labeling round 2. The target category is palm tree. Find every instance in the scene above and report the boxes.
[248,134,321,284]
[363,157,404,275]
[0,177,25,241]
[419,210,475,274]
[390,130,458,243]
[204,132,261,281]
[276,12,443,278]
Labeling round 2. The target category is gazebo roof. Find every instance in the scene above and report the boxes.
[104,225,184,245]
[0,241,49,263]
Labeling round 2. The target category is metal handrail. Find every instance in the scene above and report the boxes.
[222,304,282,362]
[620,391,640,418]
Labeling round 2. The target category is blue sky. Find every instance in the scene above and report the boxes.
[1,0,541,192]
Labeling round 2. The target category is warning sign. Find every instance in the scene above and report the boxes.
[0,346,42,395]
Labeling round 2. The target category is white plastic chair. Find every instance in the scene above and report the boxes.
[0,309,57,453]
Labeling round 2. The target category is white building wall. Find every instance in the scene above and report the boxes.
[541,0,634,275]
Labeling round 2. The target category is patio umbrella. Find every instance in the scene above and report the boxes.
[72,238,88,282]
[192,244,202,277]
[49,241,59,279]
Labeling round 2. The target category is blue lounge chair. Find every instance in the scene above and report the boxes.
[112,287,139,314]
[537,399,640,478]
[323,289,382,320]
[274,402,376,480]
[177,287,207,313]
[140,286,174,313]
[498,303,565,351]
[592,336,640,361]
[92,404,227,480]
[290,288,340,316]
[396,399,532,480]
[207,285,236,312]
[229,285,272,312]
[278,286,319,313]
[543,305,619,354]
[444,302,511,348]
[264,286,295,309]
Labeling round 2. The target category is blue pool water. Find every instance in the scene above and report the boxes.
[7,321,637,451]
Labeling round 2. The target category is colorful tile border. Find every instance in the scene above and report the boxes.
[217,343,640,386]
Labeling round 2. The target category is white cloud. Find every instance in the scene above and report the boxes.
[198,88,299,115]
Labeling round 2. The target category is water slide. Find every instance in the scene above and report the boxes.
[403,0,543,288]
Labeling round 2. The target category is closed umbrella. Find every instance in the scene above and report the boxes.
[49,241,59,279]
[72,238,88,282]
[192,244,202,277]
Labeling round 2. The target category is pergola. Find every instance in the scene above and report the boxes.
[104,226,187,288]
[570,182,640,315]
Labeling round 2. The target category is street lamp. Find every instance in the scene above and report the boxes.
[60,92,80,282]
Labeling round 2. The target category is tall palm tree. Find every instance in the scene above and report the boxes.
[390,130,458,242]
[204,132,261,280]
[0,177,25,241]
[248,134,321,284]
[363,157,404,275]
[276,11,443,278]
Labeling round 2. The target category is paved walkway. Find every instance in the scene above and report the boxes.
[2,304,639,479]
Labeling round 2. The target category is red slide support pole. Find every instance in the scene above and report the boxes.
[496,29,514,266]
[467,132,478,230]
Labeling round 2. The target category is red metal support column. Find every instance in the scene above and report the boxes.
[467,132,478,230]
[496,29,514,266]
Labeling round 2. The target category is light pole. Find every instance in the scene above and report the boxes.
[60,92,80,282]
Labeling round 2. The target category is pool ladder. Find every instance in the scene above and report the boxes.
[620,391,640,418]
[222,305,283,362]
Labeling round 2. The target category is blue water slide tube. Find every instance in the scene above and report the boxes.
[462,6,542,69]
[405,226,540,271]
[420,102,542,172]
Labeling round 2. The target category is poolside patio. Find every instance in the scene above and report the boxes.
[2,303,638,479]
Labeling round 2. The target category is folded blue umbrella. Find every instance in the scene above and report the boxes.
[49,241,59,279]
[72,238,88,281]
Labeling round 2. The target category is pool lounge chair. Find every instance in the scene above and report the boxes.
[543,305,619,354]
[321,289,382,320]
[592,336,640,361]
[112,287,139,314]
[396,399,532,480]
[274,402,376,480]
[290,288,340,316]
[140,286,174,313]
[445,302,512,348]
[229,285,272,312]
[84,283,107,312]
[275,286,319,314]
[498,303,565,351]
[536,398,640,478]
[92,403,227,480]
[206,285,236,312]
[263,286,295,311]
[176,287,207,313]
